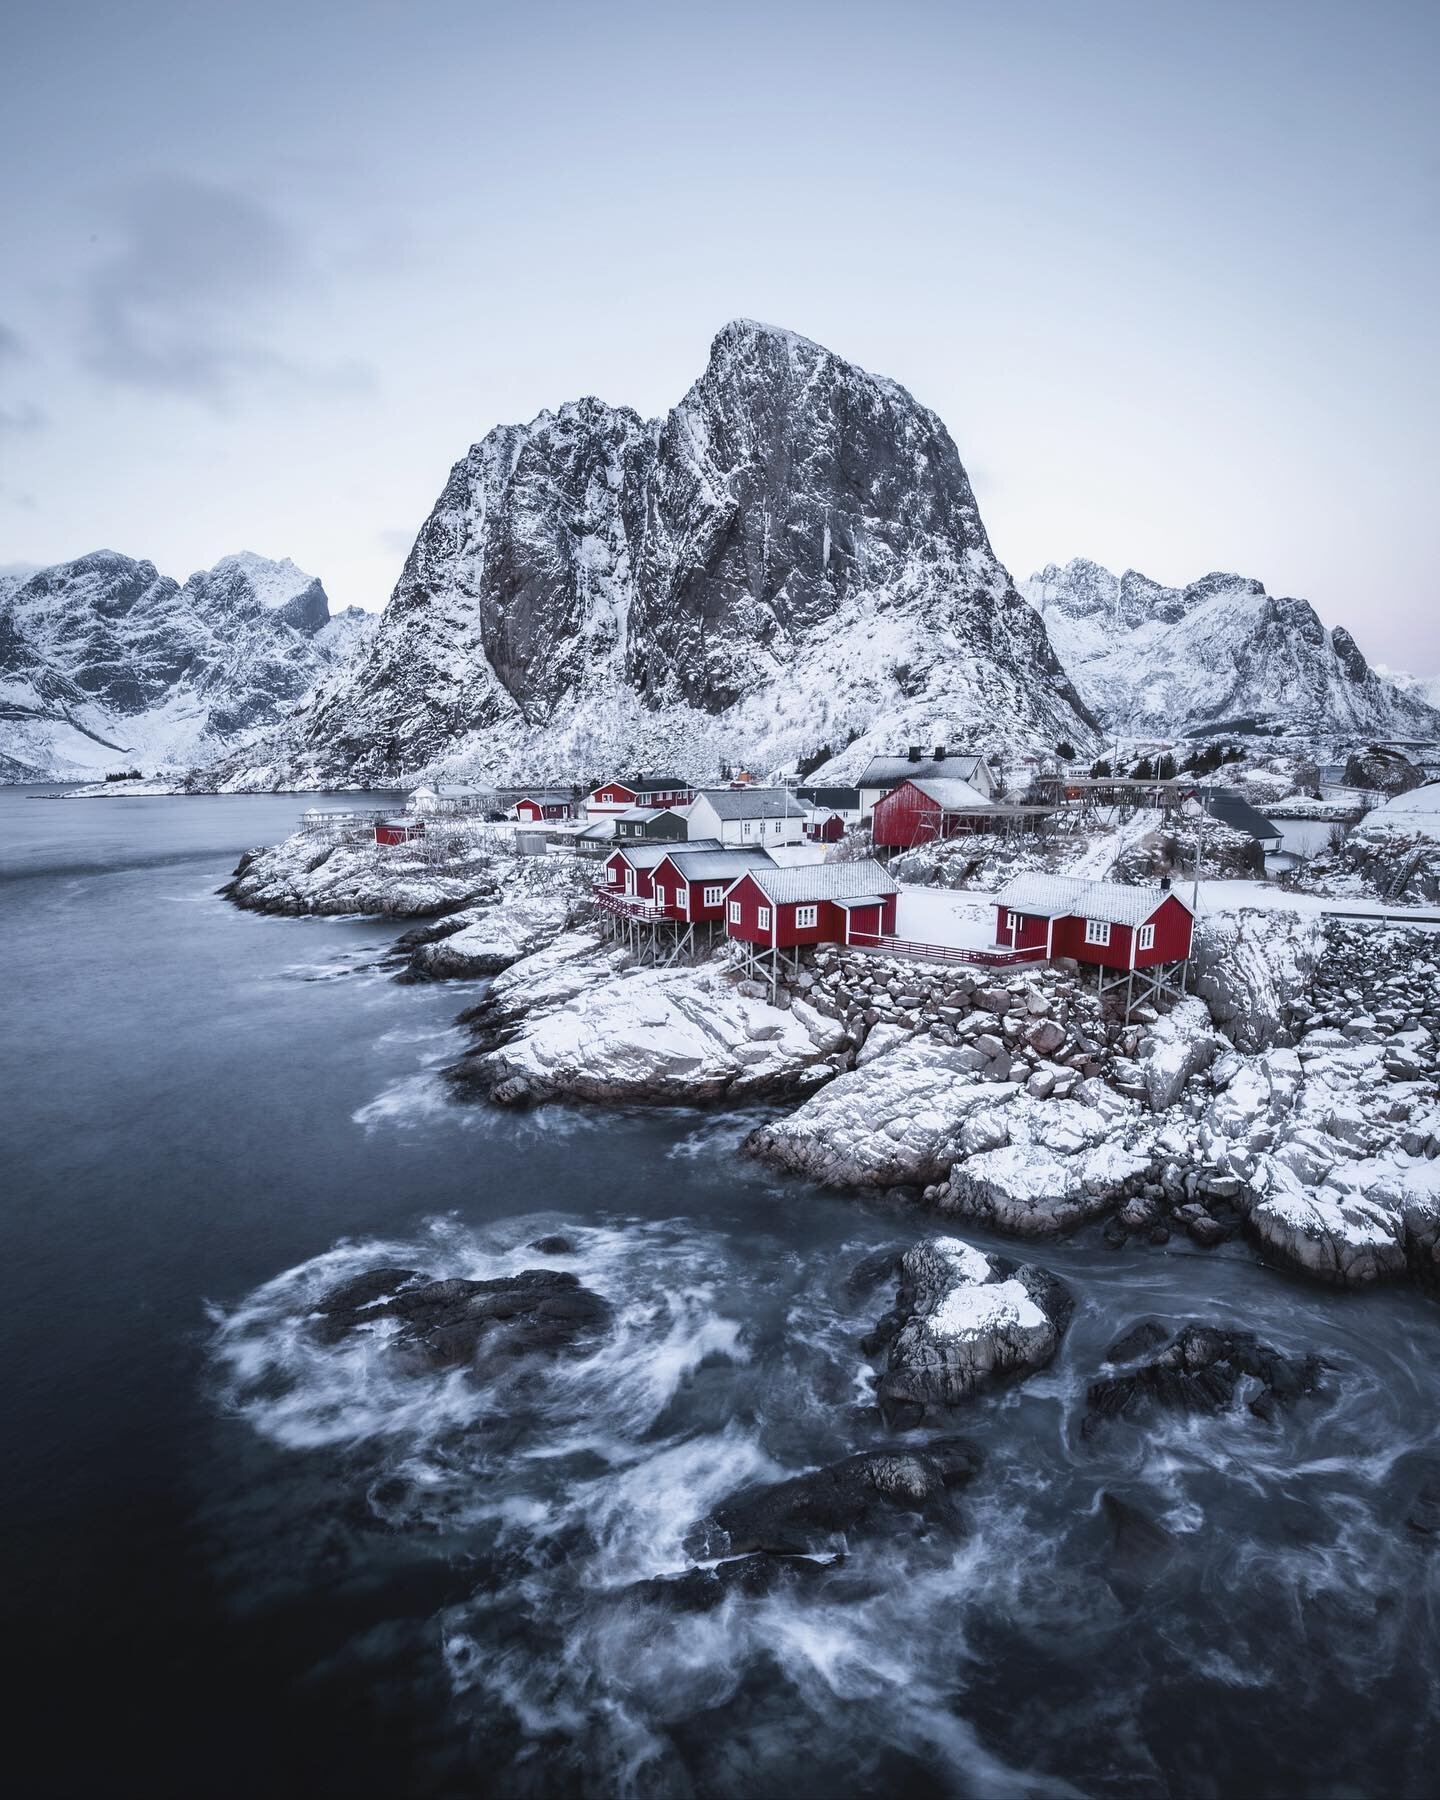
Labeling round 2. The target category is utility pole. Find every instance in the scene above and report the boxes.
[1191,792,1204,914]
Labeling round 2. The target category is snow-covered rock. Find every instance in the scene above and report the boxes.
[403,896,577,977]
[1139,997,1222,1109]
[1191,908,1326,1050]
[1022,558,1440,743]
[0,549,374,782]
[198,320,1095,792]
[223,832,498,917]
[865,1236,1072,1427]
[459,960,849,1106]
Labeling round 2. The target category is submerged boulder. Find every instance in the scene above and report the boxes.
[627,1552,842,1613]
[312,1265,612,1371]
[683,1440,981,1560]
[1083,1321,1325,1435]
[865,1237,1073,1428]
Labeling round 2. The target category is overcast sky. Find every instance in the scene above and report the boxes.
[2,0,1437,674]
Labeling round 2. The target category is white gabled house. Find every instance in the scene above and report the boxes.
[684,788,810,846]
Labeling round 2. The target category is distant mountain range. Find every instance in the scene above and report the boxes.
[1021,558,1440,744]
[197,320,1097,791]
[0,551,374,782]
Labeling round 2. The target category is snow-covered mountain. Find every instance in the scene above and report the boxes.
[1022,558,1440,743]
[206,320,1096,791]
[0,550,375,782]
[1374,663,1440,715]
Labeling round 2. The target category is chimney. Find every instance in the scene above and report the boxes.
[907,745,921,762]
[1160,877,1171,891]
[934,744,947,761]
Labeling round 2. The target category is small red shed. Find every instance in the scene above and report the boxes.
[991,875,1194,969]
[375,817,424,847]
[803,808,847,844]
[514,791,575,823]
[724,859,898,950]
[870,777,996,849]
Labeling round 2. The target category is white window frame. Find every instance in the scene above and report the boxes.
[607,865,620,884]
[757,906,771,930]
[1137,922,1155,952]
[703,885,723,906]
[795,904,818,928]
[1084,918,1110,946]
[772,818,781,835]
[741,819,753,839]
[1005,910,1018,931]
[728,900,742,924]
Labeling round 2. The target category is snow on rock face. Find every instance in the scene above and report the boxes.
[1191,909,1326,1051]
[460,959,849,1106]
[1139,998,1223,1110]
[0,549,373,781]
[403,896,578,978]
[202,321,1095,791]
[865,1236,1073,1427]
[1021,558,1440,743]
[223,832,498,918]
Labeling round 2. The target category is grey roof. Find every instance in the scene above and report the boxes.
[994,874,1191,925]
[857,753,990,789]
[691,787,810,820]
[595,772,689,795]
[903,777,995,810]
[743,858,898,905]
[516,790,573,804]
[576,819,617,841]
[1195,788,1283,842]
[659,847,778,881]
[796,785,861,810]
[611,838,721,869]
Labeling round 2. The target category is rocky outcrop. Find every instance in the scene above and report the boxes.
[1343,746,1426,795]
[863,1238,1072,1427]
[400,895,580,977]
[683,1440,981,1561]
[1083,1322,1326,1433]
[222,832,498,918]
[200,320,1095,791]
[1191,909,1326,1051]
[312,1265,612,1373]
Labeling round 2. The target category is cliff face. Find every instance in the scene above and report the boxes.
[0,550,371,780]
[1023,558,1440,743]
[213,321,1096,790]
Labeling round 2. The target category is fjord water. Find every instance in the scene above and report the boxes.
[4,789,1440,1798]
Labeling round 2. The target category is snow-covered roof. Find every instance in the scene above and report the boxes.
[614,803,662,821]
[857,754,989,789]
[611,838,721,869]
[902,777,993,810]
[994,874,1191,925]
[516,790,573,804]
[576,819,616,841]
[692,788,809,820]
[743,858,898,905]
[593,773,689,795]
[660,847,778,880]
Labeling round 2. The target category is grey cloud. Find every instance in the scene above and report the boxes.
[0,402,46,435]
[0,322,25,362]
[79,175,374,402]
[377,528,417,556]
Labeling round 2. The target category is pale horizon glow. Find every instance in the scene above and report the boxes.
[2,0,1437,677]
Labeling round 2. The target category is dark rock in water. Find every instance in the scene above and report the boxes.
[842,1246,903,1302]
[527,1235,574,1255]
[1101,1491,1175,1565]
[629,1552,843,1613]
[1405,1472,1440,1537]
[312,1265,611,1369]
[1083,1324,1325,1436]
[684,1440,980,1561]
[867,1237,1073,1429]
[1103,1320,1171,1364]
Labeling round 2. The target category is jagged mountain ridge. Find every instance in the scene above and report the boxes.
[211,321,1097,790]
[1022,557,1440,743]
[0,550,373,781]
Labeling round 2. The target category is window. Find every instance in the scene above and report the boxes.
[728,900,742,924]
[1005,910,1020,931]
[607,866,620,884]
[795,904,818,928]
[757,906,772,930]
[741,820,753,839]
[1137,922,1155,952]
[772,819,781,835]
[1084,918,1110,946]
[703,885,723,906]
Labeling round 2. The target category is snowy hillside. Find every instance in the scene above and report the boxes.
[0,550,375,782]
[204,320,1097,792]
[1022,558,1440,744]
[1374,664,1440,714]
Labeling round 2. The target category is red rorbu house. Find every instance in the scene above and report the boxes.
[870,777,998,848]
[642,847,778,958]
[803,807,847,844]
[584,773,694,816]
[514,790,576,823]
[600,839,722,904]
[724,859,899,990]
[375,816,424,846]
[991,874,1195,1008]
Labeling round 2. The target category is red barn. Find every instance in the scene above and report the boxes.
[514,790,575,822]
[992,875,1194,969]
[375,817,424,846]
[724,859,898,953]
[649,847,777,921]
[870,777,996,848]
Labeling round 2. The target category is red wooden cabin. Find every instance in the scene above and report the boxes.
[803,809,847,844]
[585,774,694,815]
[375,817,424,846]
[515,791,575,822]
[601,839,721,901]
[991,875,1194,968]
[724,859,898,950]
[649,847,777,921]
[870,777,996,849]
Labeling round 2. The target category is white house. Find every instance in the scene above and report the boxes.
[684,788,810,846]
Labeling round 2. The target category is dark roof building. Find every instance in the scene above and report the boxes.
[1193,787,1284,845]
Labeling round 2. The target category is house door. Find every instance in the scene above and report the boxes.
[625,869,636,895]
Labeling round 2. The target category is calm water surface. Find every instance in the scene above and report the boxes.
[4,788,1439,1798]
